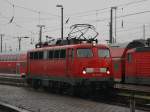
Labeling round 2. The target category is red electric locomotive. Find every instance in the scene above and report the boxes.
[26,42,113,93]
[125,46,150,85]
[111,39,150,86]
[0,52,27,76]
[25,24,114,94]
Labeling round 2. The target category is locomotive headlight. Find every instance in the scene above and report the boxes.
[93,43,96,46]
[82,70,86,74]
[106,70,110,75]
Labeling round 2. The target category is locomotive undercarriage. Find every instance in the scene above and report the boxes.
[125,76,150,86]
[26,75,114,96]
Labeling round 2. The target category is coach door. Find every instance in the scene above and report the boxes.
[67,48,74,77]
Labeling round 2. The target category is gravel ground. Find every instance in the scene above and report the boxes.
[0,85,147,112]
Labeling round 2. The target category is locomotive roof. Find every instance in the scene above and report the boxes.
[28,43,109,52]
[110,39,147,58]
[110,39,146,49]
[127,46,150,53]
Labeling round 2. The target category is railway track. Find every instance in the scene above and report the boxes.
[0,73,149,111]
[112,92,150,112]
[88,89,150,112]
[0,101,30,112]
[0,73,27,87]
[114,83,150,111]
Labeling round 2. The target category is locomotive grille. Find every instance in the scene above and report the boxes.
[100,68,107,73]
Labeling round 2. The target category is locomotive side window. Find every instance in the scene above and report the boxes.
[43,51,47,60]
[77,48,93,58]
[34,52,38,59]
[54,50,60,59]
[60,49,66,59]
[48,50,54,59]
[39,52,44,59]
[30,52,34,59]
[98,49,110,58]
[30,52,43,60]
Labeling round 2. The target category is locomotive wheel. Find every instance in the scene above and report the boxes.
[32,79,41,90]
[26,78,32,86]
[79,86,91,98]
[68,85,80,96]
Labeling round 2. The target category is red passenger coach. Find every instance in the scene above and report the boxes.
[110,46,126,82]
[0,52,27,76]
[26,43,113,92]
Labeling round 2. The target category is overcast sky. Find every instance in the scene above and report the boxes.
[0,0,150,51]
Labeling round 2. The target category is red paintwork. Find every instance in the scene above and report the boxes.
[110,47,126,82]
[125,48,150,78]
[111,46,150,85]
[0,52,27,76]
[27,43,112,80]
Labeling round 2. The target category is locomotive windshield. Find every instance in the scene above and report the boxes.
[77,48,93,57]
[98,49,110,58]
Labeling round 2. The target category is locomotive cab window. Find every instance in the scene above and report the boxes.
[98,49,110,58]
[77,48,93,58]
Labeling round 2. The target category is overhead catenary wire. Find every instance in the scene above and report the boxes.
[98,23,150,36]
[92,10,150,23]
[1,0,60,17]
[0,0,149,27]
[66,0,149,17]
[1,9,150,38]
[1,0,149,21]
[0,0,150,45]
[2,9,150,41]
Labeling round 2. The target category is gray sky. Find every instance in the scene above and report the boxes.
[0,0,150,51]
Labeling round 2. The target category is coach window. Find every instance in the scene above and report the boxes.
[127,53,132,62]
[77,48,93,58]
[15,55,17,61]
[54,50,60,59]
[60,49,66,59]
[10,56,13,61]
[48,50,54,59]
[9,56,11,61]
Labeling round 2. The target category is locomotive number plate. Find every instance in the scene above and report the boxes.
[100,68,107,73]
